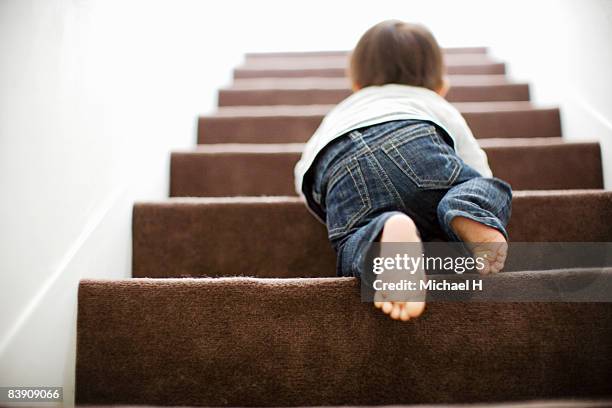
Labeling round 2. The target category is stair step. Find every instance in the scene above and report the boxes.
[74,401,612,408]
[241,54,497,70]
[219,83,531,106]
[170,139,603,197]
[198,103,562,143]
[77,277,612,406]
[132,191,612,279]
[244,47,489,60]
[234,62,507,79]
[232,75,514,88]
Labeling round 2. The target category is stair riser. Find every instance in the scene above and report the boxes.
[245,47,489,59]
[234,63,507,79]
[77,279,612,406]
[218,84,530,106]
[242,54,496,69]
[132,192,612,279]
[232,75,515,88]
[198,109,562,143]
[170,143,603,197]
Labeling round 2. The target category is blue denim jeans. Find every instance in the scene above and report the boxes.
[304,120,512,278]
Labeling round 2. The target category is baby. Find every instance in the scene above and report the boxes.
[294,20,512,321]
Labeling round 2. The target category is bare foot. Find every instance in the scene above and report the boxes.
[450,216,508,275]
[373,214,426,321]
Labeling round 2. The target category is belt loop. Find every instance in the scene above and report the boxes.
[348,129,367,151]
[348,129,363,143]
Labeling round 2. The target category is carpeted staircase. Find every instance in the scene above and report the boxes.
[76,48,612,407]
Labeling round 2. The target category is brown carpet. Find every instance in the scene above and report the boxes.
[76,278,612,406]
[80,401,612,407]
[241,53,496,69]
[132,191,612,279]
[198,104,561,143]
[233,62,508,79]
[244,46,489,58]
[170,139,602,197]
[218,83,531,106]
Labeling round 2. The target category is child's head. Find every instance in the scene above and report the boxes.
[349,20,447,94]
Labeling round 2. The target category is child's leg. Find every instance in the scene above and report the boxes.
[374,213,426,321]
[451,217,507,274]
[336,211,426,322]
[437,177,512,274]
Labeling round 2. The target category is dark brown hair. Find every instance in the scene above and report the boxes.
[349,20,445,91]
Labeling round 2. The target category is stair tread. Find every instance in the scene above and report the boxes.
[180,138,596,153]
[84,267,612,298]
[234,63,507,78]
[212,101,540,117]
[230,75,515,89]
[78,401,612,408]
[219,83,531,105]
[150,195,303,204]
[245,47,489,59]
[241,54,497,68]
[149,189,606,204]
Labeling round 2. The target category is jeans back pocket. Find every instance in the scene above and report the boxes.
[381,124,462,189]
[325,158,371,239]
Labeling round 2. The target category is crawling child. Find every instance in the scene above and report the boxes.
[294,20,512,321]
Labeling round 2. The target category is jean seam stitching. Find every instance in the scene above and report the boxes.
[353,131,403,206]
[383,129,463,188]
[328,160,371,237]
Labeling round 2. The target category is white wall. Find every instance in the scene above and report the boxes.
[0,0,610,406]
[463,0,612,187]
[0,1,237,405]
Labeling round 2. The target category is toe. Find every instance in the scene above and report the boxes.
[491,252,507,272]
[390,302,402,319]
[477,259,491,275]
[382,302,393,314]
[492,260,504,272]
[399,303,411,321]
[406,301,426,318]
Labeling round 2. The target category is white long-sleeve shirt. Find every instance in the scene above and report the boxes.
[294,84,492,198]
